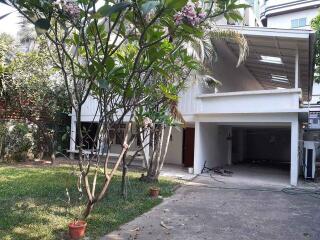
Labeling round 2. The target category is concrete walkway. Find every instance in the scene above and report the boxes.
[103,175,320,240]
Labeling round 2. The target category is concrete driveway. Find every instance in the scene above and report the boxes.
[103,175,320,240]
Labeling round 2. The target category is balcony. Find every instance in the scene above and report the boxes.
[196,89,302,115]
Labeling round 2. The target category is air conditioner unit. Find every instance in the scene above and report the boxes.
[302,141,319,179]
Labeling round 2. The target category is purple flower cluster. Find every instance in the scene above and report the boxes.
[174,1,206,26]
[53,0,81,20]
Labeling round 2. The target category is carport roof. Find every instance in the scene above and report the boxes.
[217,25,316,101]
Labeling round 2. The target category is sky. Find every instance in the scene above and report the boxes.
[0,4,20,37]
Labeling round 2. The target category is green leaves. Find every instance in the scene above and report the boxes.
[97,79,108,89]
[97,2,131,17]
[159,83,178,101]
[164,0,187,10]
[216,0,250,22]
[105,57,115,71]
[34,18,50,35]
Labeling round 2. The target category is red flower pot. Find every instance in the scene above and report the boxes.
[149,187,160,198]
[68,220,87,239]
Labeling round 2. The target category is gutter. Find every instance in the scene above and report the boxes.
[308,32,316,101]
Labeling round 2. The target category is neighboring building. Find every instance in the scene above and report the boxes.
[260,0,320,29]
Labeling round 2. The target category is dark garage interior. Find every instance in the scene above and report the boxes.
[230,127,291,185]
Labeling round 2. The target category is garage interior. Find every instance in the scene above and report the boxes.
[199,123,292,186]
[229,126,291,185]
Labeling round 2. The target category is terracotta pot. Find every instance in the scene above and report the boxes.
[149,187,160,198]
[68,220,87,239]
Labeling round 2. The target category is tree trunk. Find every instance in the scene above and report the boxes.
[83,201,95,219]
[142,124,164,182]
[50,151,55,165]
[121,152,128,198]
[156,125,172,178]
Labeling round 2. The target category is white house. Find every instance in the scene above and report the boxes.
[69,24,315,186]
[260,0,320,29]
[179,25,315,186]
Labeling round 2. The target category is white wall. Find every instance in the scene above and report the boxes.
[267,8,318,29]
[210,41,264,93]
[107,125,183,165]
[194,123,230,173]
[198,89,301,114]
[164,127,183,165]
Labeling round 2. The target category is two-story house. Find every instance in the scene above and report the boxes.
[69,25,315,186]
[69,1,316,186]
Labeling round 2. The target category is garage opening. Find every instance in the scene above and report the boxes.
[230,127,291,185]
[197,123,292,186]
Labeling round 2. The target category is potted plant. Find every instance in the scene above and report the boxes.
[68,219,87,239]
[149,186,160,198]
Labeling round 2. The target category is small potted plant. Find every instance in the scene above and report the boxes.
[149,186,160,198]
[68,219,87,239]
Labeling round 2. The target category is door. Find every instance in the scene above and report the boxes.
[183,128,195,167]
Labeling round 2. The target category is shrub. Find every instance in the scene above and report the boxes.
[1,121,33,162]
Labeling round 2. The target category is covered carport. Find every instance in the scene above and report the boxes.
[193,112,302,186]
[190,26,314,186]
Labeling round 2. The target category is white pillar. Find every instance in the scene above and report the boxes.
[294,49,299,89]
[193,122,203,174]
[69,116,77,159]
[141,128,150,168]
[290,119,299,186]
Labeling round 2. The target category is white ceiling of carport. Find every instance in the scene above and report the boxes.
[222,27,314,100]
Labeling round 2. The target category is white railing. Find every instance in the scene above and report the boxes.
[179,88,302,116]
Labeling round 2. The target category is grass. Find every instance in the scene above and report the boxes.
[0,164,178,240]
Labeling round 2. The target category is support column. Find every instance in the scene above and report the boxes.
[295,49,299,89]
[193,122,202,174]
[291,119,299,186]
[69,117,77,160]
[141,128,150,168]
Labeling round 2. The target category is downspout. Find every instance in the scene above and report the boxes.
[308,32,316,102]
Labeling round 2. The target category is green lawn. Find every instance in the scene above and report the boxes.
[0,164,178,240]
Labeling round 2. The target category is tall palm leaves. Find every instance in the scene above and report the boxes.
[209,27,248,67]
[187,25,249,88]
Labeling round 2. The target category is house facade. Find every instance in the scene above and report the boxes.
[69,25,315,186]
[69,2,317,186]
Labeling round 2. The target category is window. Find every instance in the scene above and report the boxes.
[291,18,307,28]
[260,55,283,65]
[299,18,307,27]
[291,19,299,28]
[271,74,289,83]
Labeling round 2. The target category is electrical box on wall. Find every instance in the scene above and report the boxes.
[309,111,320,129]
[303,141,319,179]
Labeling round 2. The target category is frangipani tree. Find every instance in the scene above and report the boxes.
[2,0,249,218]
